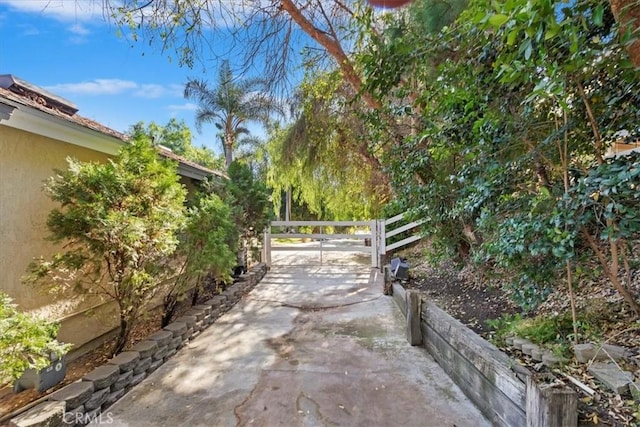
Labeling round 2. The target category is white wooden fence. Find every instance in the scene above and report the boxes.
[263,214,424,269]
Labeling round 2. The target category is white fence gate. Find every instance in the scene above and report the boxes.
[263,214,424,269]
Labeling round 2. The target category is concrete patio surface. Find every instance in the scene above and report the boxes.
[100,258,490,426]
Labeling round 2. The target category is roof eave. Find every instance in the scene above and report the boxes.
[0,97,125,155]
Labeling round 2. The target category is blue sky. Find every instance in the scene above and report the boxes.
[0,0,264,154]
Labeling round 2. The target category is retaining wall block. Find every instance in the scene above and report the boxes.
[208,309,220,324]
[80,408,101,426]
[107,352,140,374]
[168,336,182,351]
[152,346,168,361]
[522,343,540,357]
[130,340,158,359]
[204,295,226,310]
[165,348,177,360]
[104,388,126,409]
[148,359,163,373]
[192,304,212,316]
[174,316,197,329]
[133,357,152,375]
[573,343,631,363]
[147,330,173,348]
[82,365,120,390]
[163,322,187,338]
[110,371,133,392]
[186,309,205,322]
[48,381,94,410]
[84,388,109,411]
[128,372,146,389]
[62,405,85,427]
[513,338,533,351]
[9,400,66,427]
[588,362,634,395]
[531,347,543,362]
[63,405,84,427]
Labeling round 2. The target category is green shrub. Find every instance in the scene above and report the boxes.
[0,292,71,386]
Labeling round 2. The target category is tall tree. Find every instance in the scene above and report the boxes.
[25,139,187,355]
[184,60,281,169]
[267,71,389,220]
[128,119,225,171]
[610,0,640,67]
[129,118,193,155]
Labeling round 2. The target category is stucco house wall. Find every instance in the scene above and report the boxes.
[0,76,223,356]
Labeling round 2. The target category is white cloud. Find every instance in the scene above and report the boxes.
[17,23,40,36]
[135,84,168,99]
[44,79,187,100]
[167,103,198,112]
[69,22,89,36]
[45,79,138,96]
[0,0,105,21]
[167,83,185,97]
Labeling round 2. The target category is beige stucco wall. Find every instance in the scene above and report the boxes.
[0,125,120,348]
[0,124,209,354]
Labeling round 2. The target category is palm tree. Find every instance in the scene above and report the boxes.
[184,61,281,169]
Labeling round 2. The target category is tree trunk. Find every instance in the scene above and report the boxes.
[582,229,640,317]
[280,0,381,110]
[610,0,640,68]
[162,295,177,327]
[191,285,200,306]
[113,316,130,356]
[224,138,233,169]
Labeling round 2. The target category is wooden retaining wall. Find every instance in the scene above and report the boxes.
[390,283,576,427]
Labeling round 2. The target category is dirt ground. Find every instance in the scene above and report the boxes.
[399,260,520,335]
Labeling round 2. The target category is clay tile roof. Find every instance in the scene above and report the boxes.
[0,86,128,140]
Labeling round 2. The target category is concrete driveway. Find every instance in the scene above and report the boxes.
[101,261,490,427]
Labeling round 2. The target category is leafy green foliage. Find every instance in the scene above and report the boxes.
[224,161,273,238]
[267,72,387,220]
[557,152,640,244]
[128,118,224,171]
[162,192,238,325]
[0,293,72,386]
[25,139,187,355]
[353,0,640,313]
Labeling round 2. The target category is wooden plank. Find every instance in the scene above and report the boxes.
[384,213,406,226]
[271,220,370,227]
[391,283,406,317]
[385,219,424,238]
[423,323,526,427]
[526,376,577,427]
[270,233,371,239]
[385,234,422,252]
[422,302,527,408]
[270,246,370,252]
[406,290,422,346]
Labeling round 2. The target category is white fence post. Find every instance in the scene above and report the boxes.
[263,227,271,268]
[370,220,378,268]
[379,218,386,257]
